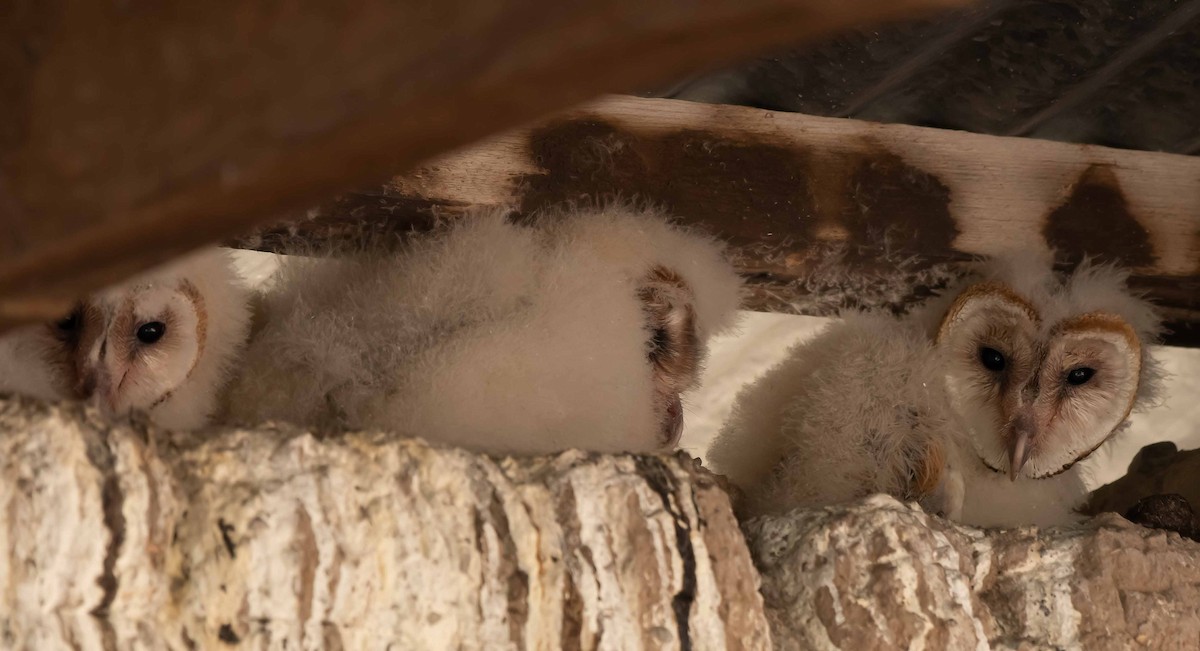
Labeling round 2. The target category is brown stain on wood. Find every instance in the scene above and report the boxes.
[240,118,1200,347]
[516,117,817,248]
[1045,165,1157,268]
[516,117,959,271]
[838,147,960,268]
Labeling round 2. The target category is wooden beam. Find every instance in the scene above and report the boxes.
[0,0,965,328]
[242,95,1200,346]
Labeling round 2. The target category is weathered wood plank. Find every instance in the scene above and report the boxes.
[242,95,1200,345]
[0,0,963,328]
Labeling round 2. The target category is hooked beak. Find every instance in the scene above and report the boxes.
[81,365,123,414]
[1008,430,1031,481]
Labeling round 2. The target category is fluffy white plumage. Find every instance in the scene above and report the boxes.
[0,248,252,430]
[224,205,742,455]
[707,251,1162,528]
[0,325,72,402]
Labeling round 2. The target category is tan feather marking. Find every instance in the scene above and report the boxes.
[638,266,699,448]
[41,303,84,395]
[936,281,1040,344]
[911,439,944,498]
[69,303,107,398]
[1042,437,1111,478]
[638,266,699,393]
[178,279,208,367]
[1035,312,1143,477]
[1056,310,1142,425]
[147,280,208,411]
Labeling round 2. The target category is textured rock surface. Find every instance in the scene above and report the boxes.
[746,495,1200,650]
[0,397,769,650]
[10,394,1200,651]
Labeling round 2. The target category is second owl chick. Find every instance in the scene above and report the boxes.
[225,205,742,455]
[708,252,1161,528]
[707,312,958,518]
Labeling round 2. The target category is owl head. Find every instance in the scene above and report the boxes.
[59,248,251,429]
[936,252,1162,480]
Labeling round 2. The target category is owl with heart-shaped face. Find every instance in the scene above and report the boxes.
[708,251,1162,528]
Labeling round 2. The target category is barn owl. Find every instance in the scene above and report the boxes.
[27,248,253,430]
[707,252,1161,528]
[224,205,742,455]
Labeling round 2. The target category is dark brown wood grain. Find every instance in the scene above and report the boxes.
[0,0,964,329]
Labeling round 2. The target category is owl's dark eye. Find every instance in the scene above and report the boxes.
[979,347,1006,372]
[1067,367,1095,386]
[136,321,167,344]
[51,308,83,342]
[55,312,79,333]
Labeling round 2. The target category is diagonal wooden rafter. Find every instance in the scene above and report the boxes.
[837,0,1014,119]
[1006,0,1200,137]
[0,0,967,330]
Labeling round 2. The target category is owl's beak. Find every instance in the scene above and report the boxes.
[79,362,124,414]
[1008,431,1031,481]
[92,371,122,413]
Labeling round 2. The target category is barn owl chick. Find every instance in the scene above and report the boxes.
[708,252,1161,528]
[55,248,252,430]
[706,312,960,518]
[224,205,742,455]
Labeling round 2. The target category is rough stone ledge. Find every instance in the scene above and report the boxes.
[746,495,1200,651]
[0,397,769,650]
[7,395,1200,651]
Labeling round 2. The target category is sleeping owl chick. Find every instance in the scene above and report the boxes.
[708,252,1161,528]
[56,248,252,430]
[224,205,742,455]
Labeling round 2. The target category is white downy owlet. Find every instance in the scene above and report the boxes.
[707,252,1161,528]
[225,204,743,456]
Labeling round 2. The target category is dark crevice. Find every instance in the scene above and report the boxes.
[635,457,697,651]
[87,431,126,631]
[218,624,241,644]
[218,518,237,559]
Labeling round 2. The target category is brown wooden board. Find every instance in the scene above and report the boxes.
[0,0,963,329]
[241,96,1200,346]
